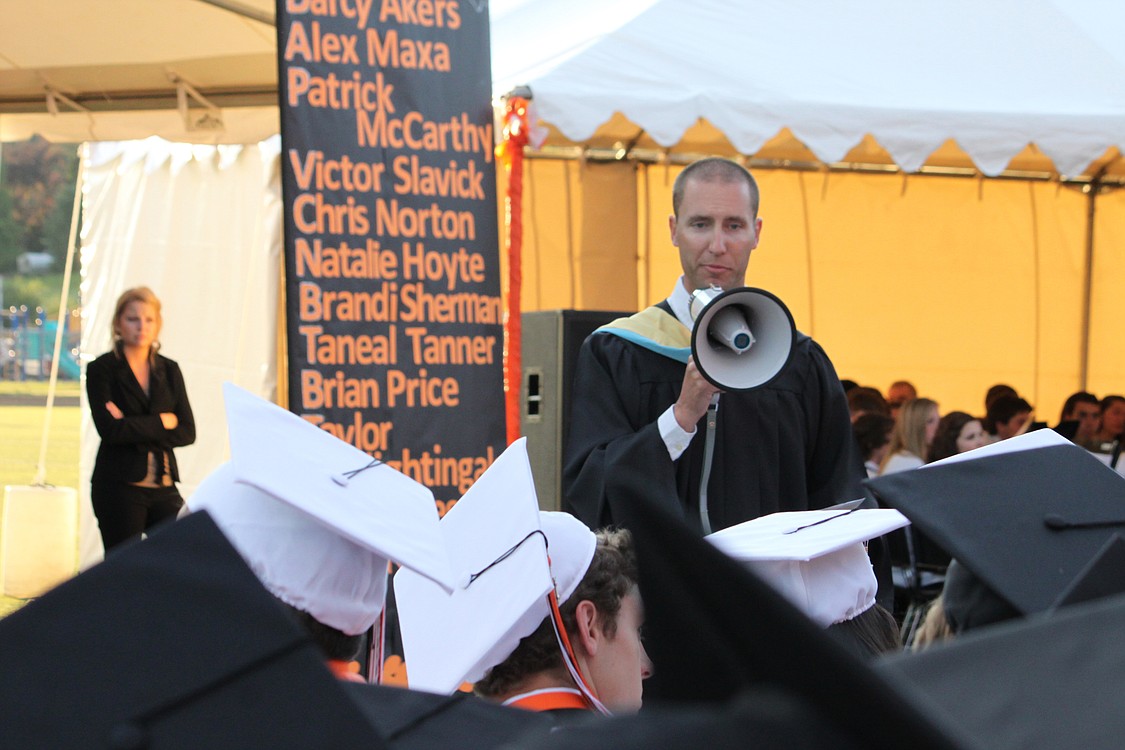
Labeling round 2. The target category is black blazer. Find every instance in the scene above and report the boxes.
[86,348,196,486]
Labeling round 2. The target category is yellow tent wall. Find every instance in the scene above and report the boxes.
[504,159,639,312]
[1089,185,1125,400]
[513,157,1122,421]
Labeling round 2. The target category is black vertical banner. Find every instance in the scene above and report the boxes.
[276,0,504,517]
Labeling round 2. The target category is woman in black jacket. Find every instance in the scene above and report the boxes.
[87,287,195,552]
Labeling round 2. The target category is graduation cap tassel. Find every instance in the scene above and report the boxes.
[467,530,547,586]
[332,458,384,487]
[547,589,611,716]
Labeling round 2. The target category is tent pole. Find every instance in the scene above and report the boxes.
[1078,175,1102,391]
[34,147,86,486]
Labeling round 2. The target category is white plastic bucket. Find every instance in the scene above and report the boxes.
[2,485,79,599]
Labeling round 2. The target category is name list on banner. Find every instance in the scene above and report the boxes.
[277,0,504,512]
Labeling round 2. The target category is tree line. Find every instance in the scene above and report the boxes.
[0,138,80,274]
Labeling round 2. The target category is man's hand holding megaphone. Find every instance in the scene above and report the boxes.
[673,359,722,431]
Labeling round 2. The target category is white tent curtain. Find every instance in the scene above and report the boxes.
[77,137,282,566]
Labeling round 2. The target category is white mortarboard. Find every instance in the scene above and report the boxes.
[925,427,1070,467]
[707,509,909,626]
[188,383,458,636]
[394,438,596,694]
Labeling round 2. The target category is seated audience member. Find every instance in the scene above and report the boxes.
[910,411,990,571]
[940,559,1020,634]
[927,411,988,463]
[1054,391,1101,448]
[708,508,906,659]
[853,413,895,477]
[848,386,890,423]
[828,600,902,659]
[840,378,860,395]
[982,395,1033,442]
[879,398,940,475]
[984,383,1018,413]
[886,380,917,419]
[188,465,406,682]
[280,604,368,681]
[1091,395,1125,452]
[911,595,954,652]
[474,522,653,717]
[395,434,652,720]
[186,384,459,685]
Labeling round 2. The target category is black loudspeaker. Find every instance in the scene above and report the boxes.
[521,310,627,511]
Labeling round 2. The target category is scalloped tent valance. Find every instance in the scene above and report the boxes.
[491,0,1125,180]
[3,0,1124,180]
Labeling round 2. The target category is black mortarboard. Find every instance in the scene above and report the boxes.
[0,512,384,749]
[341,682,554,750]
[497,688,867,750]
[879,592,1125,750]
[865,442,1125,616]
[605,495,973,750]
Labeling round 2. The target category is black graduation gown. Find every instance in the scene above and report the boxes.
[561,310,864,534]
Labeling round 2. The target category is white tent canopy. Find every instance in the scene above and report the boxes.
[0,0,278,144]
[492,0,1125,179]
[2,0,1125,179]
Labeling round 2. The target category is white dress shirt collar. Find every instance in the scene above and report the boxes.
[666,276,694,330]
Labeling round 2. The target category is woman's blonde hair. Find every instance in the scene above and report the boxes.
[111,286,163,355]
[881,397,938,470]
[911,595,954,652]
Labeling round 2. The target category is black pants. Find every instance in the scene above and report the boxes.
[91,482,183,553]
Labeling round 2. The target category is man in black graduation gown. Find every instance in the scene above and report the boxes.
[562,157,864,535]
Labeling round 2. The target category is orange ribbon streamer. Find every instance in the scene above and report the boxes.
[498,96,531,444]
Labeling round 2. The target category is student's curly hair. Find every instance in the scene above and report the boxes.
[474,527,638,699]
[853,413,894,463]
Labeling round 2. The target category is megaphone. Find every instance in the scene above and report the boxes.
[689,286,796,391]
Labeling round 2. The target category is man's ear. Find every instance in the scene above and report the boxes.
[573,600,602,657]
[668,213,678,246]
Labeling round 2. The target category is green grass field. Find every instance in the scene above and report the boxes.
[0,379,81,617]
[0,379,81,400]
[0,381,81,488]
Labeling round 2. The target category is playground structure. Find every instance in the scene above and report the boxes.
[1,306,81,381]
